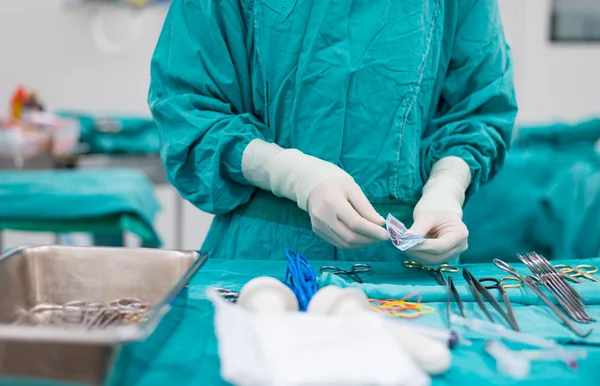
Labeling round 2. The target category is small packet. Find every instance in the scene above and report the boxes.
[385,214,426,251]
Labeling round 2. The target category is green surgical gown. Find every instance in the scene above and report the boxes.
[149,0,518,261]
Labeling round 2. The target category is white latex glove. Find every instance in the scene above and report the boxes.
[242,139,388,249]
[404,157,471,265]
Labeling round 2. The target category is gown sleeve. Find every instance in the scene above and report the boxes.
[148,0,270,214]
[421,0,518,200]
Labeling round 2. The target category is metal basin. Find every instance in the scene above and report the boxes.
[0,245,205,385]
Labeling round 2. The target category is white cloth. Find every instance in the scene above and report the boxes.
[242,139,388,248]
[209,290,430,386]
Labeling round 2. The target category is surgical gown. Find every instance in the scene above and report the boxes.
[149,0,518,261]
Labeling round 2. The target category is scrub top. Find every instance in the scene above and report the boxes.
[149,0,517,261]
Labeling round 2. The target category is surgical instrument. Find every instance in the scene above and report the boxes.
[392,318,466,349]
[320,263,372,284]
[451,314,560,349]
[485,340,531,380]
[63,300,87,324]
[478,277,520,331]
[526,253,587,302]
[86,297,149,329]
[13,298,149,330]
[284,249,318,311]
[554,264,600,283]
[215,288,239,303]
[446,275,465,327]
[519,253,594,323]
[522,348,587,370]
[493,259,592,338]
[463,268,520,331]
[404,261,458,286]
[462,268,495,324]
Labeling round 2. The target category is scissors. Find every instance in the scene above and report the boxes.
[553,264,600,283]
[403,261,458,286]
[477,276,521,331]
[215,288,239,302]
[493,258,592,338]
[320,264,372,283]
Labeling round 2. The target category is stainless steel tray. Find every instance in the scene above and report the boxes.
[0,245,206,385]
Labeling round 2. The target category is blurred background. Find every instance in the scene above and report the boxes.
[0,0,598,260]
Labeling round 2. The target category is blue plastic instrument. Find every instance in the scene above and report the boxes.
[283,249,318,311]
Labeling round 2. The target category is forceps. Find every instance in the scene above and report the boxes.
[462,268,520,331]
[493,259,592,338]
[477,277,521,331]
[320,264,372,283]
[86,297,148,329]
[215,288,239,302]
[554,264,600,283]
[403,261,458,286]
[446,275,465,327]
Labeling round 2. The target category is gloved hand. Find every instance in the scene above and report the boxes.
[404,157,471,265]
[242,139,388,249]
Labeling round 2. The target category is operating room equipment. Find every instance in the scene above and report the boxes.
[553,263,600,283]
[0,245,205,385]
[484,339,531,380]
[87,298,149,329]
[385,214,426,251]
[450,315,560,349]
[462,268,495,323]
[522,348,587,370]
[523,254,587,302]
[320,263,372,284]
[462,268,520,331]
[478,277,520,331]
[517,253,594,323]
[215,288,239,303]
[446,275,465,328]
[368,295,464,348]
[283,249,318,311]
[385,317,466,349]
[493,259,592,338]
[404,261,459,286]
[15,298,150,330]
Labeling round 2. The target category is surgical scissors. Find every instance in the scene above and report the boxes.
[519,253,594,323]
[478,277,520,331]
[320,264,372,283]
[554,264,600,283]
[215,288,239,303]
[493,258,592,338]
[403,261,458,286]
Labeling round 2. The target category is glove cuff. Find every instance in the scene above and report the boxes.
[241,139,285,190]
[242,139,350,211]
[414,156,471,216]
[267,149,349,211]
